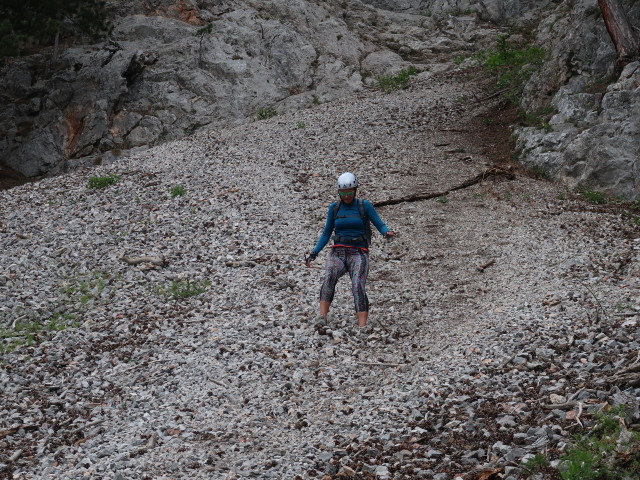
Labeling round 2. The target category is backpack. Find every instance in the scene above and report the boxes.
[331,199,373,247]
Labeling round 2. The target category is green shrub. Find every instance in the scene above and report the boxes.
[256,106,278,120]
[476,34,546,103]
[296,121,306,129]
[88,174,120,189]
[171,185,186,197]
[376,66,420,93]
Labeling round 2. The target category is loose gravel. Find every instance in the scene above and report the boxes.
[1,69,639,480]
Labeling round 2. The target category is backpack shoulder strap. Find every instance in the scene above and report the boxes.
[357,199,366,219]
[332,201,341,220]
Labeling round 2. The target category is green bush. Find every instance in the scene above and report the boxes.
[476,34,546,103]
[88,174,120,189]
[256,106,278,120]
[376,66,420,93]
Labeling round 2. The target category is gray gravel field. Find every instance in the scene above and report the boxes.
[1,70,639,480]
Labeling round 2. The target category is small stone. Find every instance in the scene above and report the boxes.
[341,465,356,477]
[550,393,567,404]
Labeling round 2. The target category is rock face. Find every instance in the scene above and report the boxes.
[515,0,640,201]
[1,0,494,178]
[1,0,639,199]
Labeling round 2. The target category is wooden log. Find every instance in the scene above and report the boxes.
[598,0,640,66]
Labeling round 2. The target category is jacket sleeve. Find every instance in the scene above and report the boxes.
[364,200,389,236]
[312,203,336,254]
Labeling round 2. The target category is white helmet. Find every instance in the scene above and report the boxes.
[337,172,358,190]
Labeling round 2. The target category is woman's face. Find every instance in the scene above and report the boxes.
[338,188,356,204]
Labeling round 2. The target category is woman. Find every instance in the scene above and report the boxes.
[306,172,395,327]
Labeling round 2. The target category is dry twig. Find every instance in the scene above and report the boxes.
[477,259,496,272]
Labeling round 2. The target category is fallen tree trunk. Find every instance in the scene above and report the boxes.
[598,0,640,67]
[373,166,514,207]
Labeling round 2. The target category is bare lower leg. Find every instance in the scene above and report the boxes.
[357,311,368,327]
[320,301,330,318]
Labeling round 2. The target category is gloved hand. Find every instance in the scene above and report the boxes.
[305,252,317,267]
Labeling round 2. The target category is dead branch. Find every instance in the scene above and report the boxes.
[477,258,496,272]
[575,401,584,428]
[610,370,640,387]
[202,187,241,201]
[356,361,406,367]
[373,166,515,207]
[122,255,168,267]
[541,402,577,411]
[474,87,513,103]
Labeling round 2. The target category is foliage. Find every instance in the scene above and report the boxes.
[194,23,212,37]
[376,66,420,93]
[578,187,607,205]
[88,174,120,189]
[475,34,546,104]
[522,453,549,474]
[170,185,186,197]
[1,313,78,355]
[437,194,449,204]
[296,121,306,129]
[165,279,210,300]
[256,106,278,120]
[559,407,640,480]
[0,0,112,58]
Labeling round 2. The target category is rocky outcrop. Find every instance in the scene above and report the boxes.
[515,0,640,200]
[1,0,639,199]
[0,0,499,178]
[370,0,640,200]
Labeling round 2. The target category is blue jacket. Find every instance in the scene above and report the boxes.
[312,199,389,254]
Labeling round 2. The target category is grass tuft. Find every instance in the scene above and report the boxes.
[376,66,420,93]
[256,106,278,120]
[171,185,186,197]
[578,187,607,205]
[88,174,120,189]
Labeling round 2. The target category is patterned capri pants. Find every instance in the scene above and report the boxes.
[320,247,370,312]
